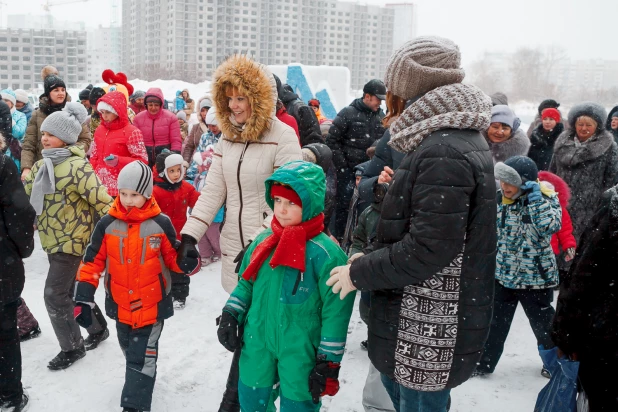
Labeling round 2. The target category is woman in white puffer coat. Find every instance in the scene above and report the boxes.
[178,54,301,294]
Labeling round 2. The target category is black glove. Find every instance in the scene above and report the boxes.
[177,234,199,274]
[233,240,252,274]
[73,303,92,329]
[217,311,239,352]
[308,356,341,404]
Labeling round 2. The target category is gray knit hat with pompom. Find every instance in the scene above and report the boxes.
[384,36,466,100]
[40,102,88,145]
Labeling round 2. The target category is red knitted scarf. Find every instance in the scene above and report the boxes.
[241,213,325,281]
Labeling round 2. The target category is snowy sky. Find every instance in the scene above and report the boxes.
[6,0,618,64]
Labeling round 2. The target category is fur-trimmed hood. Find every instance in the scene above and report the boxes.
[553,128,615,167]
[212,54,277,142]
[538,171,570,206]
[484,127,531,163]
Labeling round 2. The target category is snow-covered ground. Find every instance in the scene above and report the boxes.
[20,235,549,411]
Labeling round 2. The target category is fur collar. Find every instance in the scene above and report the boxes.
[485,128,531,163]
[607,186,618,238]
[552,129,615,167]
[212,54,277,142]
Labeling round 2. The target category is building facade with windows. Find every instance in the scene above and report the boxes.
[87,26,122,84]
[0,27,87,91]
[122,0,395,89]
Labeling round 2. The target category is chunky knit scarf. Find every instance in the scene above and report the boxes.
[30,147,74,215]
[388,83,492,154]
[241,213,325,282]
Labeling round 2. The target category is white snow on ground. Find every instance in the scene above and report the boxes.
[20,235,548,411]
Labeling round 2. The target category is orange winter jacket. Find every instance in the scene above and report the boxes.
[75,196,181,328]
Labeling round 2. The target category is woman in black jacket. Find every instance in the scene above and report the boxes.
[0,132,36,411]
[552,186,618,411]
[528,108,564,171]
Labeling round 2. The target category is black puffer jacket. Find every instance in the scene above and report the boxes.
[276,81,323,147]
[0,141,36,305]
[0,101,13,155]
[350,128,497,389]
[552,186,618,360]
[326,98,385,174]
[528,122,564,171]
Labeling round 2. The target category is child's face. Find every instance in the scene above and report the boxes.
[119,189,148,209]
[542,117,557,131]
[100,110,118,123]
[355,175,362,186]
[500,181,520,199]
[179,119,185,126]
[167,165,183,183]
[41,131,66,149]
[273,196,303,227]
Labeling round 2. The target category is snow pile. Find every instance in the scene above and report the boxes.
[20,236,548,411]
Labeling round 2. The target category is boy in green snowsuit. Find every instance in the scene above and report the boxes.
[217,160,356,411]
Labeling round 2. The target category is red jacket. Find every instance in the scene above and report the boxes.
[75,197,181,328]
[277,106,300,143]
[152,174,200,239]
[133,88,183,166]
[90,91,148,196]
[128,102,145,115]
[539,171,576,254]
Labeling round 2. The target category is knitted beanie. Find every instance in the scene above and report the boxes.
[0,89,16,106]
[177,111,187,121]
[130,90,145,103]
[40,102,88,145]
[538,99,560,115]
[78,88,91,101]
[14,89,29,104]
[44,75,66,97]
[384,36,465,100]
[494,156,538,188]
[491,105,516,128]
[200,97,213,110]
[205,107,217,125]
[117,161,153,198]
[89,87,106,107]
[541,108,561,123]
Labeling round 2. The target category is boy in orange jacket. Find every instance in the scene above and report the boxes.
[73,161,186,412]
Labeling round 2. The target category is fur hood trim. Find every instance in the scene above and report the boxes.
[212,54,277,142]
[538,171,570,206]
[553,128,615,167]
[485,128,531,163]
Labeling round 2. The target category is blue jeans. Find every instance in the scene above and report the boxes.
[380,374,451,412]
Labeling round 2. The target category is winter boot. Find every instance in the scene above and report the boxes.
[173,298,186,310]
[84,327,110,351]
[19,325,41,342]
[122,408,142,412]
[541,367,551,379]
[360,340,368,350]
[3,390,29,412]
[47,346,86,370]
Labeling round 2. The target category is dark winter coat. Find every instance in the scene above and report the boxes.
[549,129,618,246]
[358,128,405,205]
[349,128,497,389]
[278,84,323,146]
[528,123,564,171]
[606,105,618,144]
[552,185,618,360]
[0,101,13,156]
[326,98,385,176]
[0,136,36,305]
[527,113,567,138]
[485,128,531,165]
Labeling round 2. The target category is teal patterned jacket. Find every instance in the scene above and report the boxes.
[495,191,562,289]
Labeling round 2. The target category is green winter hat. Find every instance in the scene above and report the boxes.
[265,161,325,222]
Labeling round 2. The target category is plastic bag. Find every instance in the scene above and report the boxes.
[534,346,579,412]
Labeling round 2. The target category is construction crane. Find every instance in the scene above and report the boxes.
[42,0,91,12]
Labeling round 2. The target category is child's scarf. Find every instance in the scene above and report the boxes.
[242,213,325,282]
[30,147,73,215]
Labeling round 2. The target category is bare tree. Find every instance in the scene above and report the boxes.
[509,47,543,101]
[469,56,503,95]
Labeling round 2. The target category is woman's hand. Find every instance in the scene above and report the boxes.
[21,168,31,181]
[377,166,394,184]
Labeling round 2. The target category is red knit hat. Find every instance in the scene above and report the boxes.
[541,108,561,123]
[271,184,302,206]
[308,99,320,108]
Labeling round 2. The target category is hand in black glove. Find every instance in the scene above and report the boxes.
[234,240,252,274]
[217,311,240,352]
[308,357,341,404]
[177,234,200,274]
[74,303,93,329]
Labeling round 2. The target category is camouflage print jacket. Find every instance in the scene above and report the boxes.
[24,146,113,256]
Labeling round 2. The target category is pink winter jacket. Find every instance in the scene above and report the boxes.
[133,87,183,167]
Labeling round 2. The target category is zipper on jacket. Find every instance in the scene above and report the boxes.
[292,271,303,296]
[237,141,250,249]
[501,207,508,228]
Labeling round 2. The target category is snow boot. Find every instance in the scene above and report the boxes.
[84,327,110,351]
[19,325,41,343]
[173,298,186,310]
[541,367,551,379]
[3,390,29,412]
[122,408,142,412]
[360,340,368,350]
[47,346,86,370]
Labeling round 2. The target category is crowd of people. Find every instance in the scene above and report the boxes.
[0,34,617,412]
